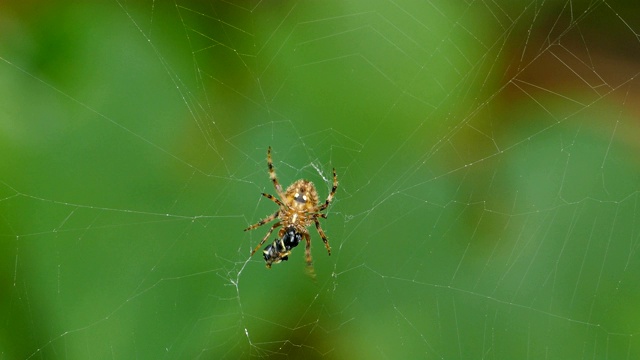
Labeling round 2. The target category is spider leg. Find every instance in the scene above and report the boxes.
[250,221,282,256]
[314,217,331,256]
[261,192,284,207]
[267,146,284,198]
[244,210,279,232]
[302,232,317,279]
[317,168,338,212]
[303,231,313,267]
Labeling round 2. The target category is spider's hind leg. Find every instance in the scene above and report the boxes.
[250,221,282,256]
[303,232,317,279]
[313,218,331,256]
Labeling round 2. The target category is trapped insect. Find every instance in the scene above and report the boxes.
[262,226,303,267]
[244,146,337,272]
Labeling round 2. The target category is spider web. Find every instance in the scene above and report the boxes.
[1,0,639,358]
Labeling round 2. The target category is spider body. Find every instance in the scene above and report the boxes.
[279,179,318,229]
[245,146,337,271]
[262,226,303,267]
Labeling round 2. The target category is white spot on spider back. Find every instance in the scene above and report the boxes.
[294,191,307,204]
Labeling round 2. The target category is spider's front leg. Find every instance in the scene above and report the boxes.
[267,146,284,198]
[318,168,338,212]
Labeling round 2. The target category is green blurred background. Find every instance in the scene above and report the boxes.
[1,1,639,358]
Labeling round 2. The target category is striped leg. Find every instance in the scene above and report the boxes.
[318,168,338,212]
[250,221,282,256]
[314,218,331,256]
[244,211,279,232]
[303,232,316,279]
[267,146,284,198]
[261,192,284,207]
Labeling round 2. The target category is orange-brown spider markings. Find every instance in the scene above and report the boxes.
[244,146,338,271]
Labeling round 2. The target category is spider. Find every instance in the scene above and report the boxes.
[244,146,338,271]
[262,226,303,267]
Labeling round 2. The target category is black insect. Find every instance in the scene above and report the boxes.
[262,226,303,268]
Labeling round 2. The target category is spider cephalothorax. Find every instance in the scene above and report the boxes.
[244,146,337,271]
